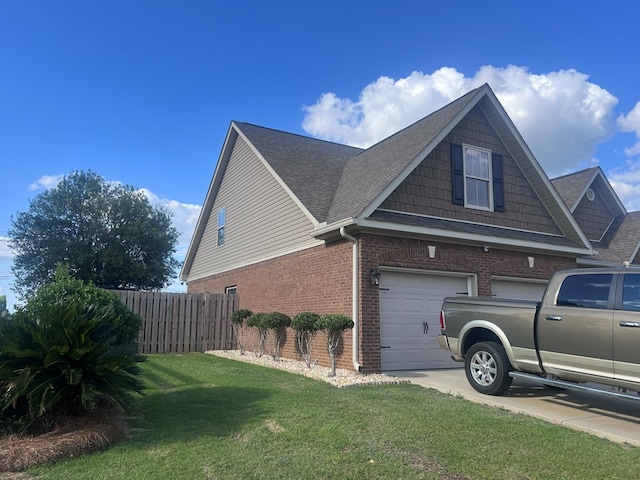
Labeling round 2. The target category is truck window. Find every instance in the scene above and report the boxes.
[622,274,640,311]
[556,274,612,309]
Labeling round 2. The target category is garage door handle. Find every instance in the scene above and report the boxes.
[380,345,391,349]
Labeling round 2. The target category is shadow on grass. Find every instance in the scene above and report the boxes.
[130,384,270,445]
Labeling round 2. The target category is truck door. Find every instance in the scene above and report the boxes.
[537,273,614,379]
[613,273,640,383]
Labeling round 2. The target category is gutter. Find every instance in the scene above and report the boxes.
[339,227,363,372]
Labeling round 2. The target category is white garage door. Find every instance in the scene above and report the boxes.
[490,278,547,302]
[379,271,473,371]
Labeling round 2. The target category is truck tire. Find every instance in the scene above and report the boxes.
[465,341,513,395]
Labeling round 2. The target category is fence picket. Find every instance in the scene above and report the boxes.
[111,290,236,354]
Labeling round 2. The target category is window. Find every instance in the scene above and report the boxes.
[217,207,226,247]
[464,145,492,210]
[622,274,640,311]
[451,143,504,212]
[556,274,612,309]
[225,286,237,295]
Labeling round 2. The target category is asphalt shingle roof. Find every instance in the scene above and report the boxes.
[325,87,481,223]
[550,167,598,210]
[234,122,363,221]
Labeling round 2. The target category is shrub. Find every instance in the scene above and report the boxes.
[261,312,291,360]
[316,314,354,377]
[291,312,320,368]
[19,266,141,345]
[0,302,145,433]
[230,309,253,355]
[246,313,269,357]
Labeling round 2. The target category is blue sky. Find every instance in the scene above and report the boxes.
[2,1,640,311]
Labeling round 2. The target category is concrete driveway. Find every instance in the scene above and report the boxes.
[393,368,640,447]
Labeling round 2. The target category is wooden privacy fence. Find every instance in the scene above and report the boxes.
[113,291,238,354]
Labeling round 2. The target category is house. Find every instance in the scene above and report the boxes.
[551,167,640,266]
[180,84,593,374]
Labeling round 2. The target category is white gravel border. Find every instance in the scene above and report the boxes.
[206,350,409,388]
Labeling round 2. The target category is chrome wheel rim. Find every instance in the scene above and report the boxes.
[470,350,497,386]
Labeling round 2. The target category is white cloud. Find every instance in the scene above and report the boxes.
[302,65,618,177]
[618,101,640,156]
[137,188,202,256]
[29,174,64,191]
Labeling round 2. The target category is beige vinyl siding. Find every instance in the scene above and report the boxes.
[188,136,322,281]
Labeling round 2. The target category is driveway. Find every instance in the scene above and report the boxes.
[394,368,640,447]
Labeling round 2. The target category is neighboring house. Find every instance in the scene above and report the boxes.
[181,84,593,373]
[552,167,640,267]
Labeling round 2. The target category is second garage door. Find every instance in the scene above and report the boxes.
[379,270,474,371]
[490,277,547,301]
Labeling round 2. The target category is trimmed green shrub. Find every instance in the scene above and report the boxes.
[262,312,291,360]
[230,309,253,355]
[19,266,141,345]
[317,314,354,377]
[291,312,320,368]
[246,313,268,357]
[0,302,145,433]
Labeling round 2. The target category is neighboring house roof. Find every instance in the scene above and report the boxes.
[586,213,640,265]
[552,166,638,266]
[551,166,626,215]
[181,84,593,281]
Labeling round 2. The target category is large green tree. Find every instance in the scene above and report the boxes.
[9,171,180,298]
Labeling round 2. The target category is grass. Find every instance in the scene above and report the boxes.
[27,353,640,479]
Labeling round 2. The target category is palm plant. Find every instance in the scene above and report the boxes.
[0,302,144,432]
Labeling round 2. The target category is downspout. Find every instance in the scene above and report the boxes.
[340,227,363,372]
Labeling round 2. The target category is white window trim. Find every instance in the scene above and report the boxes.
[462,144,493,212]
[217,207,226,247]
[225,285,237,294]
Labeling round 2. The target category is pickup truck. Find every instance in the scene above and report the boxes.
[438,267,640,398]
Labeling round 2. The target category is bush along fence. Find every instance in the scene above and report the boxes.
[236,311,354,376]
[113,291,238,354]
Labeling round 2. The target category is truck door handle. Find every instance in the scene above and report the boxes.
[619,321,640,328]
[545,315,562,321]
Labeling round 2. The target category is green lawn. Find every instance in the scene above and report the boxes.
[30,353,640,479]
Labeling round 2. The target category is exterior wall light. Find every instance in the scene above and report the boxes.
[369,268,381,285]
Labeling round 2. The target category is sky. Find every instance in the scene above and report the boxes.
[2,0,640,312]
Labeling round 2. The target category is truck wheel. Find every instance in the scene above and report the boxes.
[465,342,513,395]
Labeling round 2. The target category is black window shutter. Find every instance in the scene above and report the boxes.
[492,154,505,212]
[451,143,464,205]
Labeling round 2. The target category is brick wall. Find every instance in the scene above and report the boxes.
[188,241,356,371]
[189,233,578,374]
[358,234,577,372]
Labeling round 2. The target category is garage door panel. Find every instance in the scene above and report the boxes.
[491,279,547,301]
[379,271,470,371]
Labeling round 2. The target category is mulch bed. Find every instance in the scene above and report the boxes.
[0,401,128,473]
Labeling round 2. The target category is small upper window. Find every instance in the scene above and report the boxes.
[217,208,226,247]
[464,145,492,210]
[225,286,237,295]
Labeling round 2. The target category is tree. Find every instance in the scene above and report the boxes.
[316,314,354,377]
[262,312,291,361]
[9,171,180,298]
[0,296,9,322]
[291,312,320,369]
[230,309,253,355]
